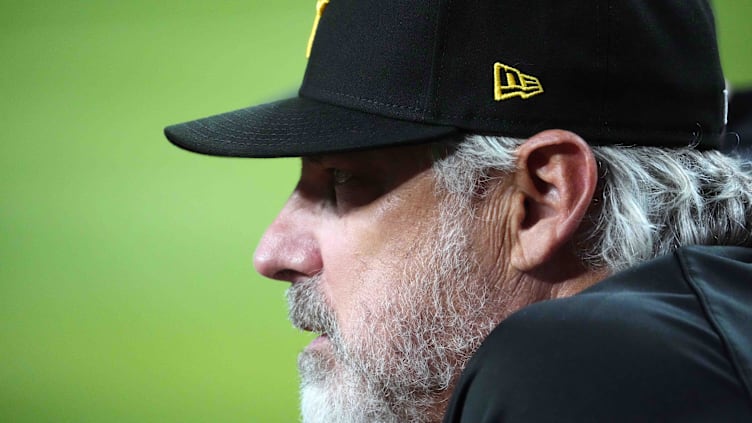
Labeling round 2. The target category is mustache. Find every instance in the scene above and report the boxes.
[287,274,338,337]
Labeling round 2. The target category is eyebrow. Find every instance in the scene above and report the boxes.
[304,155,324,164]
[303,154,370,169]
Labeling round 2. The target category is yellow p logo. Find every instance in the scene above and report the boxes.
[306,0,330,58]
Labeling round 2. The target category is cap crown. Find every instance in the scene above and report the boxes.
[302,0,726,147]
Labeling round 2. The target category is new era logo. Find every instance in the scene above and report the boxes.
[494,63,543,101]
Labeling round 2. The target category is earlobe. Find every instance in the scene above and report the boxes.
[510,130,597,274]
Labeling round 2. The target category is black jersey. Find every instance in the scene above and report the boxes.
[444,245,752,422]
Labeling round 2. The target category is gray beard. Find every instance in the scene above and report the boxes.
[287,196,502,423]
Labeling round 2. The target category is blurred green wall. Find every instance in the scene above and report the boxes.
[1,1,750,422]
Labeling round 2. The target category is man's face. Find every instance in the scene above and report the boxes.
[254,144,508,422]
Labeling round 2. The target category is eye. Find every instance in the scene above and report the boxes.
[332,168,353,186]
[326,168,381,210]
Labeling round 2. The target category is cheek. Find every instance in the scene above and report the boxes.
[319,214,427,334]
[319,173,441,335]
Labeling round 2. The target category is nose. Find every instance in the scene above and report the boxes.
[253,193,323,282]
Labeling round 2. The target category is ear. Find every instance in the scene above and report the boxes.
[509,130,597,273]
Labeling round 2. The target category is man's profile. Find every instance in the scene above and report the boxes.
[165,0,752,421]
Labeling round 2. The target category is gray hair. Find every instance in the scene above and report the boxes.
[433,134,752,272]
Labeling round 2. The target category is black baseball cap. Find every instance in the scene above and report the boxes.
[164,0,727,158]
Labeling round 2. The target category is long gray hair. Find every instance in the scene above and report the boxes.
[433,135,752,272]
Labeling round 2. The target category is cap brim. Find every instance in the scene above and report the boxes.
[164,96,458,158]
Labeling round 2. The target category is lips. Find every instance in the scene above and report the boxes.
[295,320,328,335]
[308,334,330,348]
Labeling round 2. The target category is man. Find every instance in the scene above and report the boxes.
[165,0,752,421]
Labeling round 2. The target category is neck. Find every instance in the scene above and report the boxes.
[549,267,610,299]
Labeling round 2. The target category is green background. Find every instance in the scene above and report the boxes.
[1,1,750,421]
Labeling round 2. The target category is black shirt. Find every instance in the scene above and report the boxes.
[444,245,752,422]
